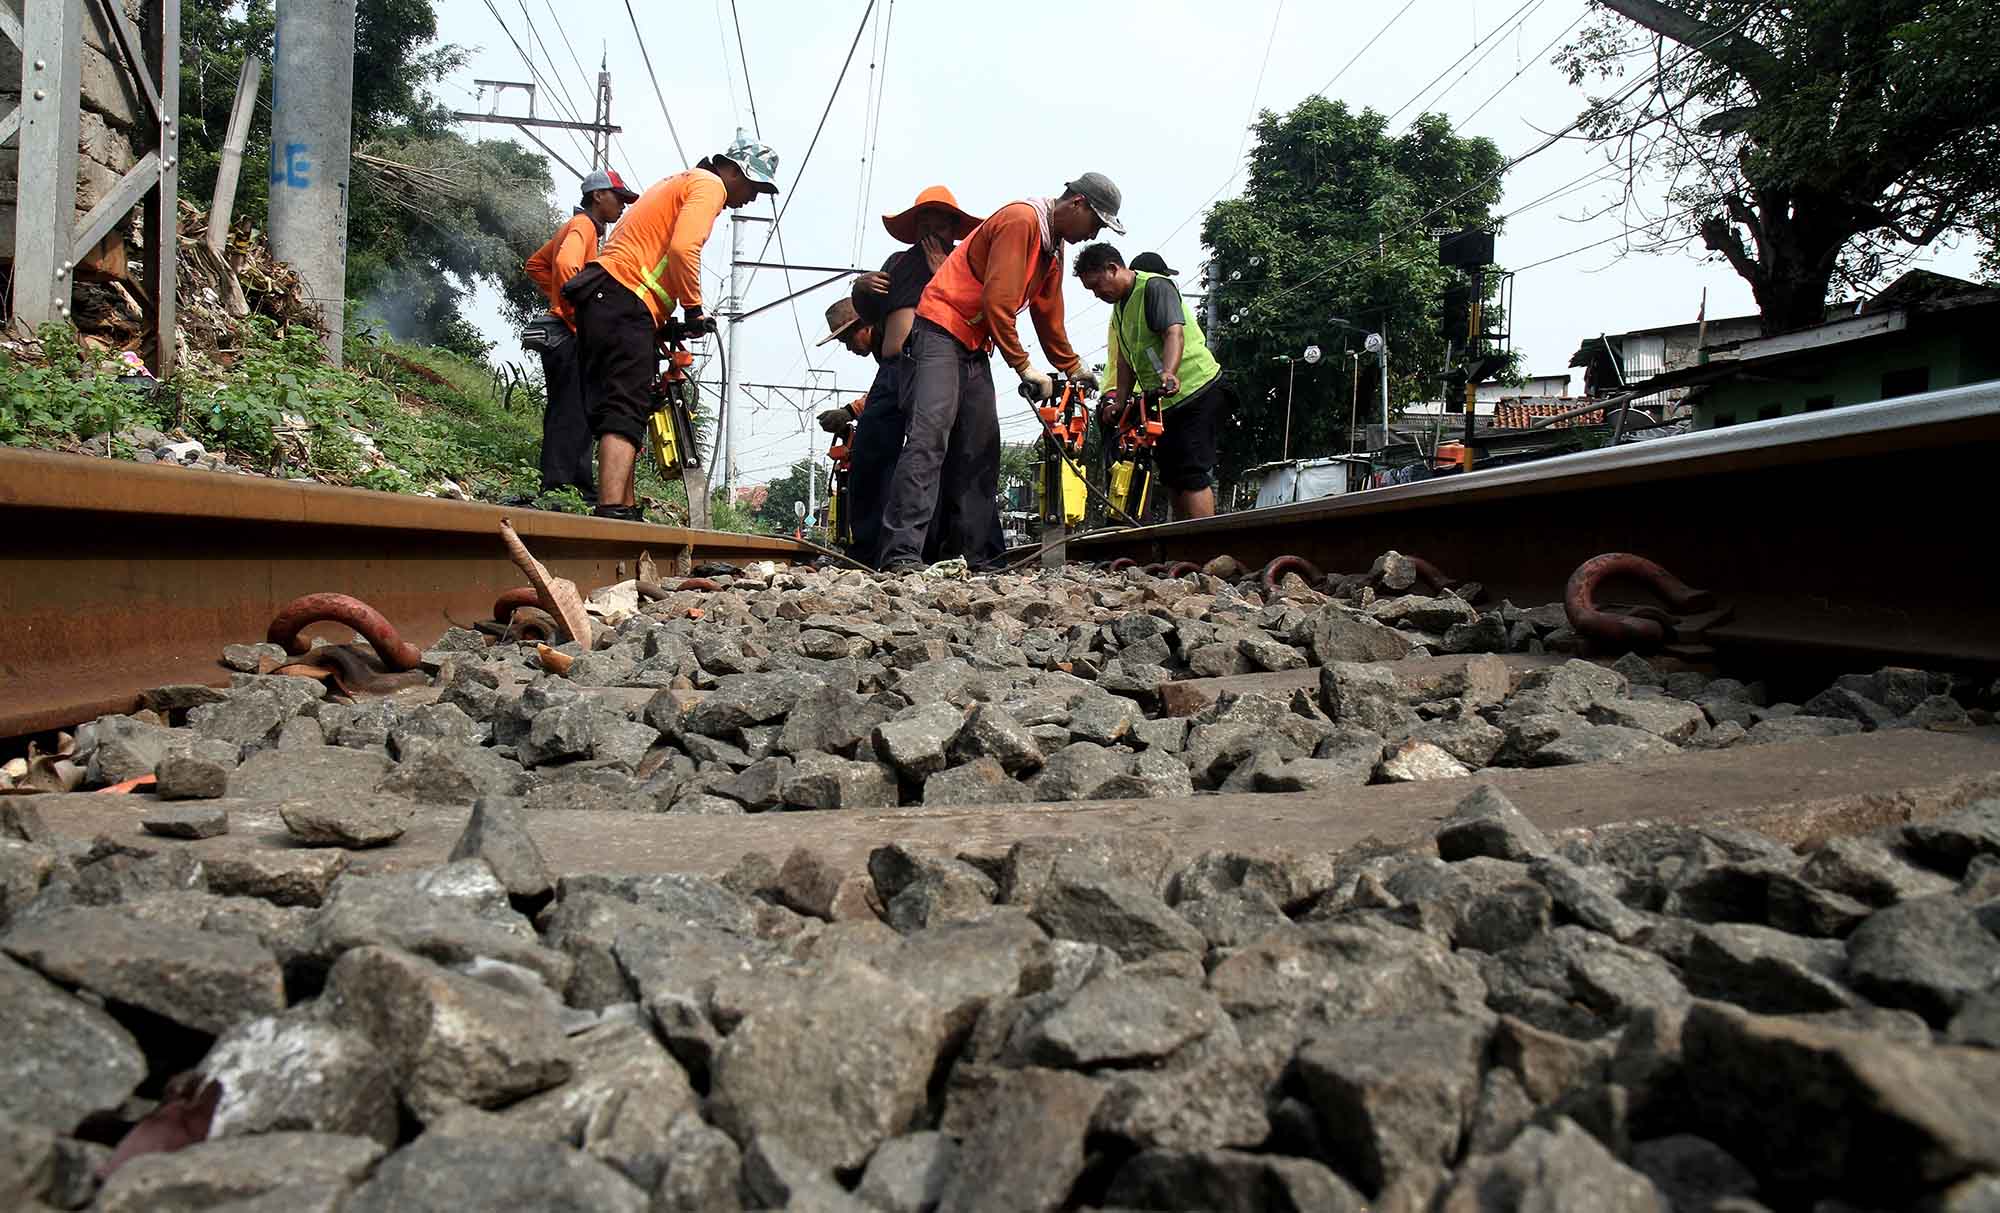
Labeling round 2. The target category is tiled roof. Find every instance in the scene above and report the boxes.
[1494,401,1603,429]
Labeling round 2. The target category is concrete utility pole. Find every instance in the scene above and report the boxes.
[724,211,759,495]
[269,0,356,366]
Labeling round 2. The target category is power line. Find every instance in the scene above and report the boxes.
[1314,0,1423,99]
[849,0,894,264]
[516,0,587,126]
[728,0,763,138]
[1256,1,1769,314]
[744,0,878,291]
[1127,0,1289,282]
[476,0,595,167]
[622,0,689,169]
[1454,4,1592,133]
[1420,0,1553,124]
[1510,206,1695,273]
[1384,0,1538,125]
[1495,161,1622,222]
[712,0,744,125]
[727,1,831,384]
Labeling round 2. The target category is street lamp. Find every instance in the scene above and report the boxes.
[1326,316,1390,445]
[1273,344,1323,462]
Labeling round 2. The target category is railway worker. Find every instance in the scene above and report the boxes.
[563,131,781,521]
[1075,242,1228,520]
[817,186,984,567]
[523,169,641,506]
[876,174,1125,573]
[1098,251,1177,432]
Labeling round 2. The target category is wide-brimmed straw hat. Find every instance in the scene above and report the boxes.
[816,297,863,347]
[882,185,983,244]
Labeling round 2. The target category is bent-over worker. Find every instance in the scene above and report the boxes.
[563,132,780,520]
[876,173,1126,572]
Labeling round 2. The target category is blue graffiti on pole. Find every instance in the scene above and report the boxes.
[271,143,313,189]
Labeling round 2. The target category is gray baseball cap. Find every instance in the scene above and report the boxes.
[580,169,640,202]
[1064,172,1126,235]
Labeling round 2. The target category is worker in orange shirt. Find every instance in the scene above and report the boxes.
[561,131,781,521]
[875,174,1126,572]
[523,169,639,505]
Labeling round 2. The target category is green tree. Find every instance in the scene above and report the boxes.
[1557,0,2000,332]
[1199,100,1506,484]
[178,0,556,349]
[754,458,832,534]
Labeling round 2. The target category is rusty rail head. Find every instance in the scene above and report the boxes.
[267,593,424,672]
[1565,552,1719,653]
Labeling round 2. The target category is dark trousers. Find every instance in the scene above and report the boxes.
[535,334,596,498]
[567,265,656,446]
[847,355,905,568]
[879,318,1003,570]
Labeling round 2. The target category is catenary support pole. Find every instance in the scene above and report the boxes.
[268,0,355,365]
[724,211,747,494]
[14,0,83,331]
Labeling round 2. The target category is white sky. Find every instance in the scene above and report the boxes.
[437,0,1981,485]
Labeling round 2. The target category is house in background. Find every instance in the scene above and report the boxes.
[1570,312,1766,396]
[1690,271,2000,428]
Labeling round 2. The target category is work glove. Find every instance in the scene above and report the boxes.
[683,306,716,336]
[817,406,855,434]
[1071,366,1101,393]
[1017,366,1055,402]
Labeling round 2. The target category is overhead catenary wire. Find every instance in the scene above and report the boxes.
[742,0,879,295]
[623,0,690,169]
[1453,4,1593,133]
[1420,0,1554,125]
[849,0,895,265]
[1384,0,1539,125]
[475,0,595,168]
[726,0,830,385]
[1313,0,1424,99]
[516,0,588,127]
[1509,205,1696,273]
[1254,0,1770,315]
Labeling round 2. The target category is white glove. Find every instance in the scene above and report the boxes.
[1071,366,1101,393]
[1018,366,1055,402]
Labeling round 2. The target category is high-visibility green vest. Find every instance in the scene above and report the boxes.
[1113,270,1220,410]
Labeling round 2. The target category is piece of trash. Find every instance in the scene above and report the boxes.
[157,439,206,465]
[922,557,970,580]
[535,643,575,675]
[638,550,658,583]
[500,518,592,649]
[96,774,158,794]
[584,578,641,625]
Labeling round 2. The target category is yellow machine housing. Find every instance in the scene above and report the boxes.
[648,409,682,476]
[1038,456,1087,526]
[1107,460,1136,513]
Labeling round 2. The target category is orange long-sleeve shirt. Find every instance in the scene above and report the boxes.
[592,167,727,327]
[524,211,599,328]
[916,201,1079,374]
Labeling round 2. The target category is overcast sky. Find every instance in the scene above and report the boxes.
[437,0,1981,486]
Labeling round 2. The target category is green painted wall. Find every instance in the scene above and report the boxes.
[1694,320,1994,428]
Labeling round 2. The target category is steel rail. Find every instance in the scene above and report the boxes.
[1068,383,2000,672]
[0,448,807,736]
